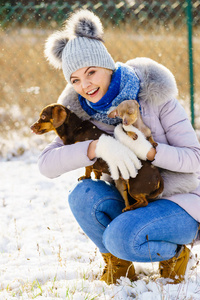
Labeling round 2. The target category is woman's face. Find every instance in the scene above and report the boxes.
[70,66,113,103]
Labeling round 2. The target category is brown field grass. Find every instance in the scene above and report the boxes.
[0,25,200,143]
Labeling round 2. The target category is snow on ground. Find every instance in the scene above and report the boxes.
[1,96,200,299]
[0,148,200,300]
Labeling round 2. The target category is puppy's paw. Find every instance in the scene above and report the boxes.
[127,131,138,140]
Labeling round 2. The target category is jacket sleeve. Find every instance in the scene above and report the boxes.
[38,136,97,179]
[152,98,200,173]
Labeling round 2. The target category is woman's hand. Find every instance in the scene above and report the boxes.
[87,140,98,160]
[147,147,156,161]
[88,139,156,161]
[88,135,142,180]
[114,124,154,161]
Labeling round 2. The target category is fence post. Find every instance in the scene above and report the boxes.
[186,0,195,128]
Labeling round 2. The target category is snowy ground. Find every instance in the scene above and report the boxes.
[0,96,200,299]
[0,146,200,299]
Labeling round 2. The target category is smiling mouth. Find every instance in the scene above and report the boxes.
[87,87,99,96]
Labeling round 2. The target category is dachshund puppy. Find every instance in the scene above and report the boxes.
[30,103,109,179]
[108,100,164,211]
[108,99,157,148]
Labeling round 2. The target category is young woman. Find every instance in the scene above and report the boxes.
[39,9,200,284]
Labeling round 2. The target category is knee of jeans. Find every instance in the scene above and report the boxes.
[68,179,122,214]
[68,179,91,210]
[102,212,145,260]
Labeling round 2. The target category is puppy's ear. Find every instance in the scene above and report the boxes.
[133,99,139,107]
[108,108,119,118]
[52,106,67,128]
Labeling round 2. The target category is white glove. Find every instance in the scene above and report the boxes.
[95,134,142,180]
[114,124,152,160]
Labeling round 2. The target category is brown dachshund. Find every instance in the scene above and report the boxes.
[108,99,157,148]
[30,103,109,180]
[108,99,163,211]
[31,103,163,212]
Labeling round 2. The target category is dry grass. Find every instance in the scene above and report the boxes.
[105,25,200,100]
[0,25,200,140]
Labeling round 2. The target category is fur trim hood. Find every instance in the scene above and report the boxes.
[126,57,178,106]
[58,57,179,119]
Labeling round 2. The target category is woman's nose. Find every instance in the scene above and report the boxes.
[81,78,91,89]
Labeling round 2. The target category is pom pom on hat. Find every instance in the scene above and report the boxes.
[44,9,115,82]
[65,9,104,41]
[44,31,69,69]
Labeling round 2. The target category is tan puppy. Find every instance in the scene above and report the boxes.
[108,100,157,147]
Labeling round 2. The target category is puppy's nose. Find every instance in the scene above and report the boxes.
[123,118,128,125]
[30,123,38,132]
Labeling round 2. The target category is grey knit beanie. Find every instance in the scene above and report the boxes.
[44,10,115,82]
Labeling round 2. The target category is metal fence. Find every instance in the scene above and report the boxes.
[1,0,200,128]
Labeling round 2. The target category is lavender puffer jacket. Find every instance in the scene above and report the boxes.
[38,58,200,223]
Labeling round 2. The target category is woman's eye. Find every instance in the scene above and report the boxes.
[88,71,95,76]
[72,79,79,84]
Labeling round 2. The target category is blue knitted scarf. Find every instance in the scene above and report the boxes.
[78,62,141,125]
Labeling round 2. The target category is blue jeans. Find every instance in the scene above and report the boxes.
[68,179,199,262]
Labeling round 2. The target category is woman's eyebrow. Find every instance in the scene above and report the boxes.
[84,66,96,74]
[71,66,96,79]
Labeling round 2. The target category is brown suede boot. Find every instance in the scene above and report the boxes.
[100,253,137,285]
[159,245,191,283]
